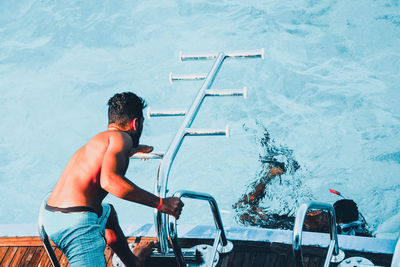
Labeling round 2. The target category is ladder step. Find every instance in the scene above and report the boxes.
[185,125,229,137]
[180,48,264,61]
[147,107,186,118]
[130,152,164,159]
[150,248,197,260]
[114,248,199,266]
[169,72,206,84]
[206,87,247,99]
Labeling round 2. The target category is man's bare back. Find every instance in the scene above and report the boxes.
[47,130,129,216]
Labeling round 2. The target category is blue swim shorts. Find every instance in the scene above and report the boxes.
[39,201,111,267]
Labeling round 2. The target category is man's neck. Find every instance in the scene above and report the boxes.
[107,124,139,147]
[108,124,125,131]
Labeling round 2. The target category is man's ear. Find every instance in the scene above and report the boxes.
[130,118,139,131]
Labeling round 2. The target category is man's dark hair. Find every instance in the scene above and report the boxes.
[333,199,359,224]
[107,92,146,125]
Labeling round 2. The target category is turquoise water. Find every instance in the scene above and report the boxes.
[0,0,399,239]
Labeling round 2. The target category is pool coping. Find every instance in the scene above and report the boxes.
[0,223,396,255]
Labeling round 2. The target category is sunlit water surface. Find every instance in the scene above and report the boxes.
[0,0,399,238]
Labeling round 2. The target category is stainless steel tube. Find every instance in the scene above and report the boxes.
[130,152,164,159]
[169,73,206,83]
[180,49,264,61]
[205,87,247,98]
[147,107,186,118]
[293,202,343,267]
[168,190,231,267]
[169,190,229,246]
[184,127,228,137]
[154,53,227,253]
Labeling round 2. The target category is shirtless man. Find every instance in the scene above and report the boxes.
[40,92,184,266]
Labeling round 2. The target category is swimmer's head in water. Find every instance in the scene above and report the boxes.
[334,199,359,224]
[108,92,147,126]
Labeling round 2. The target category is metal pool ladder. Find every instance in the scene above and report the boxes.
[133,49,264,266]
[293,202,345,267]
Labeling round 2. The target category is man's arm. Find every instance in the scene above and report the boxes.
[100,132,183,218]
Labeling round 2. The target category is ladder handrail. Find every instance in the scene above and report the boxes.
[179,48,264,61]
[293,201,345,267]
[391,234,400,267]
[154,52,227,253]
[153,49,264,253]
[168,190,233,267]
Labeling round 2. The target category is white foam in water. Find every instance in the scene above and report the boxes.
[0,1,399,239]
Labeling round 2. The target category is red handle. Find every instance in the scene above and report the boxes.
[329,188,341,196]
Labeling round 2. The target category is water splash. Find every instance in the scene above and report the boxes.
[233,122,313,229]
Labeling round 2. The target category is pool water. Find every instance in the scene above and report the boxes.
[0,0,399,239]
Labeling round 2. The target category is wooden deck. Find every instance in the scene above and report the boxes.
[0,236,393,266]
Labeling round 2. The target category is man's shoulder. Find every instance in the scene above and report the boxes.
[93,130,129,138]
[103,130,133,150]
[89,130,132,148]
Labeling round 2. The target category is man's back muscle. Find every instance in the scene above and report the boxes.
[47,131,132,215]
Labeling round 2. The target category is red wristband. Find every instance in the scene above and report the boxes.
[156,198,162,210]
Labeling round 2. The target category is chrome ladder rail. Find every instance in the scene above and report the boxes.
[168,190,233,267]
[146,49,263,253]
[154,51,227,253]
[293,202,345,267]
